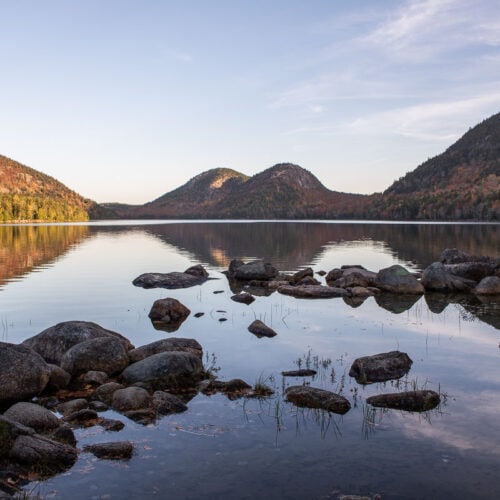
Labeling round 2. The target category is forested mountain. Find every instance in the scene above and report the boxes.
[0,154,113,222]
[371,113,500,220]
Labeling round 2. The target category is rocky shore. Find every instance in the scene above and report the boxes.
[1,248,497,496]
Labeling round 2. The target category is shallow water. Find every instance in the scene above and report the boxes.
[1,221,499,499]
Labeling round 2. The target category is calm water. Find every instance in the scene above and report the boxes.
[1,221,499,499]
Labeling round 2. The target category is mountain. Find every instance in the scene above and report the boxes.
[372,112,500,220]
[0,154,113,221]
[118,163,369,219]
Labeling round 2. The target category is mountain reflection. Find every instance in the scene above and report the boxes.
[0,225,89,287]
[140,222,499,271]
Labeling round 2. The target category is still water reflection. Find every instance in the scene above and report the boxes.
[1,221,499,499]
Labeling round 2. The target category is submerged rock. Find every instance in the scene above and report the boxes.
[285,386,351,414]
[83,441,133,460]
[133,264,209,289]
[22,321,133,365]
[148,298,191,332]
[349,351,413,384]
[152,391,188,414]
[0,343,51,404]
[366,390,441,412]
[281,369,317,377]
[375,265,424,294]
[248,320,277,338]
[230,292,256,305]
[278,284,347,298]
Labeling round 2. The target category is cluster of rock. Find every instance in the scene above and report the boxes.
[0,321,209,488]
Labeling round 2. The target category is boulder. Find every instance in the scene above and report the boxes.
[4,402,60,433]
[133,264,209,289]
[248,320,277,338]
[278,284,347,298]
[99,419,125,432]
[290,267,314,284]
[0,343,51,404]
[56,399,89,417]
[22,321,133,365]
[93,382,125,406]
[83,441,133,460]
[152,391,188,414]
[60,336,129,376]
[366,390,440,412]
[421,262,476,292]
[46,364,71,391]
[227,260,278,281]
[474,276,500,295]
[230,292,256,305]
[82,370,109,385]
[112,387,153,412]
[128,338,203,363]
[375,265,424,294]
[285,386,351,415]
[9,434,77,472]
[120,351,205,389]
[51,425,77,447]
[62,409,99,427]
[295,276,321,286]
[349,351,413,384]
[444,262,497,282]
[440,248,493,264]
[148,298,191,331]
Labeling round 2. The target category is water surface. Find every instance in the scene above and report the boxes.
[1,221,499,499]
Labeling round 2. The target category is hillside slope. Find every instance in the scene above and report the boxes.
[373,113,500,220]
[0,154,111,221]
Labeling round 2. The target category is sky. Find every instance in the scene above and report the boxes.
[1,0,500,204]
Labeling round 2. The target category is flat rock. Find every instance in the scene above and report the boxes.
[60,336,129,376]
[0,343,51,404]
[120,351,205,389]
[230,292,256,305]
[349,351,413,384]
[4,402,59,433]
[281,369,317,377]
[366,390,441,412]
[133,265,208,289]
[83,441,133,460]
[278,284,347,298]
[285,386,351,414]
[128,337,203,363]
[22,321,133,365]
[375,265,424,294]
[248,320,277,338]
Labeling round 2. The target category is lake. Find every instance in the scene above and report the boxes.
[1,221,499,499]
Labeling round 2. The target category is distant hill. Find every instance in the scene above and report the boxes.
[0,154,113,222]
[117,163,369,219]
[372,112,500,220]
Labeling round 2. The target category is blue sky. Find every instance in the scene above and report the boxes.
[1,0,500,203]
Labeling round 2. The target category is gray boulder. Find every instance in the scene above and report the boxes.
[290,267,314,284]
[474,276,500,295]
[227,260,278,280]
[248,320,277,338]
[285,386,351,414]
[444,262,497,282]
[46,364,71,391]
[375,265,424,294]
[440,248,493,264]
[120,351,205,389]
[422,262,476,292]
[112,387,153,412]
[278,284,347,298]
[230,292,256,305]
[56,399,89,416]
[152,391,188,414]
[82,370,109,385]
[60,336,129,376]
[4,402,59,433]
[133,264,209,289]
[22,321,133,365]
[128,337,203,363]
[0,343,51,404]
[93,382,125,406]
[349,351,413,384]
[366,390,440,412]
[148,298,191,331]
